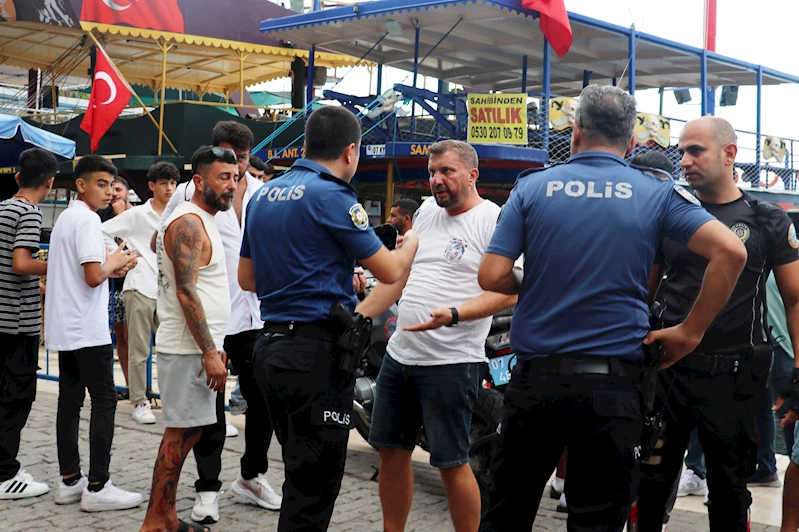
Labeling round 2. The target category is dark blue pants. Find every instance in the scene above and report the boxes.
[0,333,39,482]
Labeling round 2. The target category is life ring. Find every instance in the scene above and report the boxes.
[759,171,780,188]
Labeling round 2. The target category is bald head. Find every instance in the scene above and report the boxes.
[684,116,737,149]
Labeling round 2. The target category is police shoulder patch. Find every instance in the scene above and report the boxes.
[789,223,799,249]
[673,185,700,206]
[349,203,369,230]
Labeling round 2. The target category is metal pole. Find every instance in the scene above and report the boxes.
[411,26,420,141]
[521,55,528,94]
[306,45,315,108]
[756,65,763,176]
[582,70,591,88]
[386,162,395,211]
[542,37,550,159]
[704,0,717,115]
[158,38,169,156]
[376,64,383,95]
[628,28,636,95]
[659,88,664,116]
[700,50,708,116]
[52,76,57,123]
[612,78,617,87]
[238,52,246,110]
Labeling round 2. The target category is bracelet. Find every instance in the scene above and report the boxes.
[446,307,459,327]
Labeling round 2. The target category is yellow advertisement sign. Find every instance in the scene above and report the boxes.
[634,113,670,148]
[550,97,578,130]
[467,94,527,144]
[763,136,787,163]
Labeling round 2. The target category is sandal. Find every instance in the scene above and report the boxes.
[177,520,211,532]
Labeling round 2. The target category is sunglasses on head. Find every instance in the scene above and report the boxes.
[207,146,238,164]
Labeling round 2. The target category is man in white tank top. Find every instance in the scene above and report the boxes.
[140,146,237,532]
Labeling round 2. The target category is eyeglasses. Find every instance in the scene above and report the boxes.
[208,146,238,164]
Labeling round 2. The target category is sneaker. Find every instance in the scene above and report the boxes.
[229,401,248,416]
[0,470,49,500]
[747,469,781,487]
[191,491,220,524]
[556,492,567,513]
[226,422,239,438]
[55,474,89,504]
[80,481,143,512]
[677,469,708,497]
[231,473,282,510]
[132,401,156,424]
[703,492,709,506]
[549,476,564,500]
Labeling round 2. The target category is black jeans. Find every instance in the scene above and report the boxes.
[638,364,759,532]
[225,329,272,480]
[254,333,354,532]
[192,329,273,491]
[56,345,117,485]
[480,360,642,532]
[0,333,39,482]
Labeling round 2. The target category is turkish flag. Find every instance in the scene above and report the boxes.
[522,0,573,57]
[81,0,185,34]
[80,46,133,152]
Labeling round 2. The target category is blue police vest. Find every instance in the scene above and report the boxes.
[487,151,715,359]
[241,159,382,322]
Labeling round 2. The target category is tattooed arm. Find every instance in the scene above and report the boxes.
[164,214,227,391]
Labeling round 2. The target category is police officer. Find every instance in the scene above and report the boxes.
[637,116,799,532]
[477,85,747,532]
[238,105,418,532]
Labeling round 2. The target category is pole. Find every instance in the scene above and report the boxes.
[542,37,550,159]
[386,161,394,213]
[628,27,636,95]
[582,70,591,88]
[411,26,420,141]
[238,51,247,110]
[659,88,664,116]
[85,32,178,153]
[376,64,383,95]
[521,55,528,94]
[157,38,172,156]
[306,45,315,108]
[52,76,57,123]
[704,0,717,115]
[756,65,763,177]
[700,50,708,116]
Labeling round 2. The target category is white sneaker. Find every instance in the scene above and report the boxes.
[677,469,708,497]
[225,422,239,438]
[191,490,220,524]
[132,401,156,424]
[80,481,142,512]
[0,470,49,500]
[231,473,282,510]
[55,474,89,504]
[704,492,709,506]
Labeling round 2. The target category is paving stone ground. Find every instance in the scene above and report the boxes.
[0,379,784,531]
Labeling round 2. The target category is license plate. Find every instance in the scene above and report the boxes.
[488,353,516,386]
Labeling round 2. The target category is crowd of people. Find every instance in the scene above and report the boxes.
[0,84,797,532]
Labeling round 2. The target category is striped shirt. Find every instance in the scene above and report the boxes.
[0,199,43,335]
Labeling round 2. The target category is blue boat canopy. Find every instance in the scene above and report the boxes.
[0,114,77,167]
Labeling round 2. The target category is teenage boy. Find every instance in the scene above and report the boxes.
[45,154,142,512]
[103,162,178,424]
[0,148,57,499]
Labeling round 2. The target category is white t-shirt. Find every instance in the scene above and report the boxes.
[387,198,501,366]
[160,175,263,335]
[45,200,111,351]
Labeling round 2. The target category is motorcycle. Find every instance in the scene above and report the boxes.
[352,272,515,510]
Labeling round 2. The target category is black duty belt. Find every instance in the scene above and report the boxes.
[677,350,745,374]
[519,355,641,379]
[262,320,338,343]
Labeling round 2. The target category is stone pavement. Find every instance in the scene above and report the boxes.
[0,380,785,531]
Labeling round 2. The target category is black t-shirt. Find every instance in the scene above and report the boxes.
[656,191,799,352]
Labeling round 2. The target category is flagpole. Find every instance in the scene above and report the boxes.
[85,32,178,154]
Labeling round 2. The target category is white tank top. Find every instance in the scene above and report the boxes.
[155,201,231,355]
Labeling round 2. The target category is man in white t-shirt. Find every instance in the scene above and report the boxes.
[356,140,517,532]
[44,155,141,512]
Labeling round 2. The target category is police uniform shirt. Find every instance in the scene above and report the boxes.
[240,159,382,323]
[486,151,715,359]
[656,191,799,352]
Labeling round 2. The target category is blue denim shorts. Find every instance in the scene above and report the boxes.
[368,353,482,469]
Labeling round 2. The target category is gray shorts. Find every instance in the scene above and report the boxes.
[157,353,217,428]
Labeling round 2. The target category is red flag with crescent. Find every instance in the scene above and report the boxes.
[80,45,133,152]
[81,0,185,34]
[521,0,573,57]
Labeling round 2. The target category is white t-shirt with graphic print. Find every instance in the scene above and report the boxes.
[387,197,501,366]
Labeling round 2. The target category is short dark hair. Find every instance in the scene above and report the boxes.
[631,151,674,176]
[304,106,361,161]
[211,121,254,152]
[18,148,58,188]
[74,154,117,182]
[147,161,180,183]
[575,85,637,151]
[248,156,267,172]
[192,145,238,176]
[392,198,419,218]
[112,176,130,189]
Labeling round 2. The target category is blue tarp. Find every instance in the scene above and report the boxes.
[0,115,76,167]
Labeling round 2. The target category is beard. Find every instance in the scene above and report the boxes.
[203,185,234,211]
[432,185,458,208]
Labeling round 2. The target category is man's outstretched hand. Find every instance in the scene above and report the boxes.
[643,323,704,369]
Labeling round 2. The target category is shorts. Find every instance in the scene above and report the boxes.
[108,289,126,324]
[157,353,217,428]
[793,422,799,465]
[368,353,482,469]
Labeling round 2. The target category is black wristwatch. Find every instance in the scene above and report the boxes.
[446,307,459,327]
